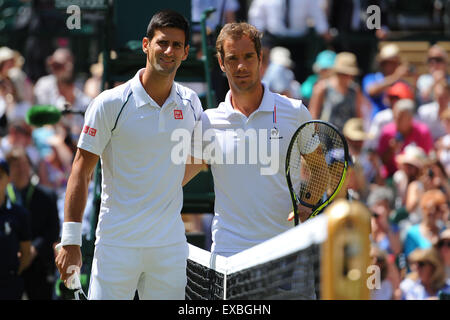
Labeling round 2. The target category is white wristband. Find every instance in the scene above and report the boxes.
[56,222,83,250]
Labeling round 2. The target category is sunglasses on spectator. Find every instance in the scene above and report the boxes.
[427,56,445,64]
[416,261,432,268]
[438,240,450,249]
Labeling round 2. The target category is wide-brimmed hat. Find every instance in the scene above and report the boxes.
[343,118,373,141]
[333,52,359,76]
[270,46,294,69]
[0,46,15,64]
[313,50,336,72]
[378,44,400,62]
[396,145,427,169]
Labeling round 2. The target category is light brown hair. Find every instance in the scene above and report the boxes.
[215,22,262,62]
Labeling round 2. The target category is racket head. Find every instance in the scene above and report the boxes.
[285,120,349,225]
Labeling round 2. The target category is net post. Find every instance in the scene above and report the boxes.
[320,199,371,300]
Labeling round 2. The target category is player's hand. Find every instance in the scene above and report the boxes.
[287,204,313,223]
[55,245,82,289]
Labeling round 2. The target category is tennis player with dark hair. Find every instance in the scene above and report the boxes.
[184,22,327,261]
[55,10,203,299]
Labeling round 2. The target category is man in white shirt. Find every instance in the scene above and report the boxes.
[248,0,331,82]
[184,22,323,258]
[55,10,203,300]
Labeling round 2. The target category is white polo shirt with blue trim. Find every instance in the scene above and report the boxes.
[78,69,203,247]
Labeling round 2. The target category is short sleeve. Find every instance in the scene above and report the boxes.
[77,94,114,156]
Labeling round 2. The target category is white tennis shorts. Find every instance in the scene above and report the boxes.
[88,241,188,300]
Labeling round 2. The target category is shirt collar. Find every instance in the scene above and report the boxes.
[130,68,178,109]
[221,83,275,117]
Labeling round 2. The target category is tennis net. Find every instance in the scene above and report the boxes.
[185,213,328,300]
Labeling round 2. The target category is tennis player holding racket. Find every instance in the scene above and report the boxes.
[55,10,203,299]
[184,22,331,258]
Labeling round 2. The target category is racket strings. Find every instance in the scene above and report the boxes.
[288,123,346,206]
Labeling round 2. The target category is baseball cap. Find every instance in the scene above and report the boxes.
[387,82,414,100]
[313,50,336,72]
[0,158,10,176]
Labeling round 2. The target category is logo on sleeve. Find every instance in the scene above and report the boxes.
[174,110,183,120]
[83,125,97,137]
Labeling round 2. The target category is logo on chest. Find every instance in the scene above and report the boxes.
[174,109,183,120]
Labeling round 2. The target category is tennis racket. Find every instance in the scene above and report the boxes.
[285,120,349,225]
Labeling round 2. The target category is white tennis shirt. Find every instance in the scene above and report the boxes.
[193,84,312,255]
[78,69,203,247]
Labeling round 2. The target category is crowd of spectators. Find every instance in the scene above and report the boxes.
[0,0,449,300]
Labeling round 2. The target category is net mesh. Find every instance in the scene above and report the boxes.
[185,214,327,300]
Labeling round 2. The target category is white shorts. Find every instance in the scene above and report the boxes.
[88,242,188,300]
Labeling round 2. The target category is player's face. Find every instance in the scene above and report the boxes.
[144,27,189,76]
[219,35,261,93]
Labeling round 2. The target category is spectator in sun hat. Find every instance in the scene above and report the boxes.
[309,52,364,132]
[393,145,428,216]
[301,50,336,102]
[400,247,450,299]
[262,46,301,98]
[362,43,411,119]
[343,117,381,190]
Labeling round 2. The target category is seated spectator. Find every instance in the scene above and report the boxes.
[362,44,411,119]
[393,145,428,215]
[404,189,448,258]
[368,186,402,256]
[416,44,450,105]
[422,159,450,201]
[300,50,336,103]
[434,229,450,282]
[0,47,33,136]
[370,245,401,300]
[436,108,450,177]
[262,46,301,98]
[309,52,363,132]
[417,80,449,142]
[33,48,91,141]
[400,247,450,300]
[343,118,379,194]
[366,81,414,151]
[377,99,433,178]
[0,120,41,170]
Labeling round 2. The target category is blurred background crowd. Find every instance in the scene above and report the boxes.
[0,0,449,300]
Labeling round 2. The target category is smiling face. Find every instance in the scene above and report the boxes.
[218,35,262,94]
[143,27,189,77]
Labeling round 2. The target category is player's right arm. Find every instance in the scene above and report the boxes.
[55,148,99,286]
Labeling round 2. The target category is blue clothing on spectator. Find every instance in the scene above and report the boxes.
[362,72,388,119]
[403,224,432,258]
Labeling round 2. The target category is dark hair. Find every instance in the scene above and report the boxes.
[216,22,262,62]
[146,10,190,47]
